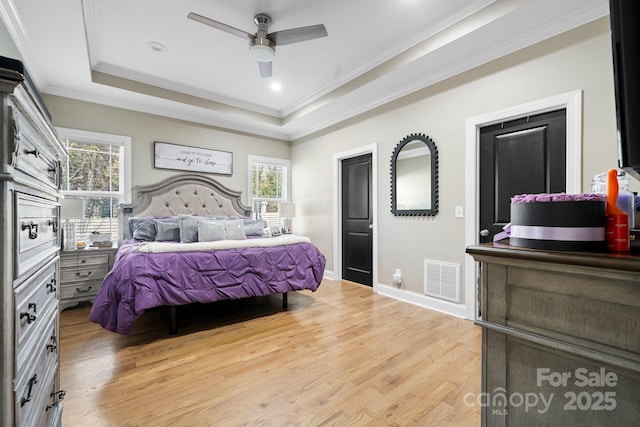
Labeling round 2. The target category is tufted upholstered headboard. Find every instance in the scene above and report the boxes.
[120,174,251,240]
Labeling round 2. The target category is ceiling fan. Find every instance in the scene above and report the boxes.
[187,12,328,78]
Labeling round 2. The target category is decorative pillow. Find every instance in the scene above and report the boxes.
[205,215,228,220]
[179,215,199,243]
[224,219,247,240]
[243,219,266,237]
[129,217,157,241]
[197,219,226,242]
[154,217,180,241]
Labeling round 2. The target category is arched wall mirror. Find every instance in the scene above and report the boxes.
[391,133,439,216]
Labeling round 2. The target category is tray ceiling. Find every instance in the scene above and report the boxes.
[0,0,608,140]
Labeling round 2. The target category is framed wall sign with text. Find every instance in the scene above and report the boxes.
[154,141,233,175]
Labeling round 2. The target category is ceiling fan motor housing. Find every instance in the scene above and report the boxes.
[250,14,275,61]
[253,14,272,30]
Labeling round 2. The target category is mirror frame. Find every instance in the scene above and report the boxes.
[390,133,439,216]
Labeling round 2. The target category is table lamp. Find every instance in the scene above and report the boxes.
[60,197,84,249]
[279,203,296,234]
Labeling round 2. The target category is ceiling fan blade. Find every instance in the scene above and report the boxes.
[258,61,272,78]
[187,12,254,41]
[268,24,327,46]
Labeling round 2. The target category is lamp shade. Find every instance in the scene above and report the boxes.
[279,203,296,218]
[60,198,84,219]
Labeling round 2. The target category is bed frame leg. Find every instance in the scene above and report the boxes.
[169,306,177,335]
[283,292,288,309]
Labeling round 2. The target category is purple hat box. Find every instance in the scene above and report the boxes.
[510,195,606,252]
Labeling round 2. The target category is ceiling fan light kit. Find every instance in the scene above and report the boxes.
[187,11,327,78]
[249,44,275,62]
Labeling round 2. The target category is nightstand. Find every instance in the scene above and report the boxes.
[59,246,118,311]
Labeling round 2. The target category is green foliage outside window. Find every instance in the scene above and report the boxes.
[252,164,283,213]
[62,141,121,220]
[63,142,120,192]
[62,139,123,231]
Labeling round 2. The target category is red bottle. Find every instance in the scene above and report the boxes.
[606,169,629,252]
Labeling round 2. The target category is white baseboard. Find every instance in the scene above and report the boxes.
[375,283,469,319]
[323,269,336,281]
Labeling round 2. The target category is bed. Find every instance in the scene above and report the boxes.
[88,174,326,334]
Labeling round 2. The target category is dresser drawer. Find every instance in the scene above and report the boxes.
[60,251,110,268]
[16,192,60,279]
[14,316,59,427]
[60,263,109,284]
[16,297,58,378]
[15,258,58,357]
[9,103,61,190]
[59,279,103,301]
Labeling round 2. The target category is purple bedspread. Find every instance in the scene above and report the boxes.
[89,239,326,334]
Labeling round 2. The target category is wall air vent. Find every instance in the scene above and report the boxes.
[424,259,460,303]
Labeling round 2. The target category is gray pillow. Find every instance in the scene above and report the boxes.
[224,219,246,240]
[243,219,266,237]
[154,217,180,241]
[179,215,199,243]
[197,219,226,242]
[205,215,228,220]
[129,217,156,241]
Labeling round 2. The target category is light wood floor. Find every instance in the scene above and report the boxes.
[60,280,481,426]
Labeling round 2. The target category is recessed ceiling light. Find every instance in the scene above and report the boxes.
[271,82,282,91]
[147,41,167,53]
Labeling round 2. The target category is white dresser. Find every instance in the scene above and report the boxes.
[59,246,117,311]
[0,57,66,426]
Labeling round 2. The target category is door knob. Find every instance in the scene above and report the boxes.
[480,229,490,237]
[368,224,373,229]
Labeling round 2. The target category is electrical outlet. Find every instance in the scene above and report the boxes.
[392,268,402,285]
[455,206,464,218]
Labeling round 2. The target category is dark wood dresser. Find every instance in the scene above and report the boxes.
[467,242,640,426]
[0,57,66,426]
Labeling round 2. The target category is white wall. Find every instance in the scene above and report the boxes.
[41,95,290,207]
[291,18,620,311]
[0,20,21,60]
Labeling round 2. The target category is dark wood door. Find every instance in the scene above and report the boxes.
[342,154,373,286]
[479,109,566,243]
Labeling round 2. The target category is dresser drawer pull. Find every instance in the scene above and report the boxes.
[47,278,57,293]
[46,334,58,353]
[20,311,36,323]
[23,148,40,158]
[75,285,93,293]
[48,219,58,232]
[21,222,38,239]
[75,271,93,279]
[20,302,37,324]
[46,390,67,411]
[20,374,38,407]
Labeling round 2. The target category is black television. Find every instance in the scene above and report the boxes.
[609,0,640,180]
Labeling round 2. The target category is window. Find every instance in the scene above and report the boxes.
[248,155,290,230]
[58,127,131,244]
